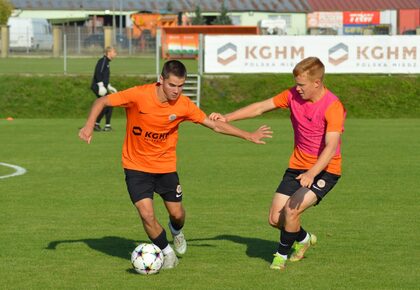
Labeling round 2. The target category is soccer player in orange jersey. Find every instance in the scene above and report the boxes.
[209,57,346,270]
[79,60,272,269]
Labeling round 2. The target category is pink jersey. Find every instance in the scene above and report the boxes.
[273,87,346,174]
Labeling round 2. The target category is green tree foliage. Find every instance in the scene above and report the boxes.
[191,6,206,25]
[0,0,13,25]
[212,1,232,25]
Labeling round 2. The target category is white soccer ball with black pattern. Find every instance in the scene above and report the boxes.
[131,243,164,275]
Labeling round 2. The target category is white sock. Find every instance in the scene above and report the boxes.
[168,221,181,235]
[162,245,174,255]
[299,233,310,244]
[276,252,288,260]
[105,124,111,127]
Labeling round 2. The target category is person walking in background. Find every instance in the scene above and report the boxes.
[79,60,272,269]
[210,57,346,271]
[91,46,118,132]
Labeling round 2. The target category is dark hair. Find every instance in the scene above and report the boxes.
[161,60,187,79]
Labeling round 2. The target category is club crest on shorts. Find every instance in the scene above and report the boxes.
[317,179,326,188]
[176,185,182,194]
[169,114,177,121]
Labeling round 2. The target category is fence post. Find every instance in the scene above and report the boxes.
[104,26,113,48]
[1,25,9,58]
[53,26,62,57]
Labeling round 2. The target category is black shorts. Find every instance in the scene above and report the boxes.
[124,169,183,204]
[276,168,340,203]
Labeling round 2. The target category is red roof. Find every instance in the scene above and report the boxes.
[308,0,420,11]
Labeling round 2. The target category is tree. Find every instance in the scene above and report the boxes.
[212,1,232,25]
[191,6,206,25]
[0,0,13,25]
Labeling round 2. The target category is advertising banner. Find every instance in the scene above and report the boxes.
[204,35,419,74]
[343,11,381,25]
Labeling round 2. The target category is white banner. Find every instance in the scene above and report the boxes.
[204,35,420,74]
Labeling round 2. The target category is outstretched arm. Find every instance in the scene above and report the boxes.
[201,117,273,144]
[78,96,112,144]
[209,98,277,122]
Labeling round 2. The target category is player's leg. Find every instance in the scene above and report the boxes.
[157,172,187,255]
[270,168,302,270]
[124,169,178,269]
[103,107,113,131]
[95,109,105,131]
[268,193,289,229]
[289,171,340,261]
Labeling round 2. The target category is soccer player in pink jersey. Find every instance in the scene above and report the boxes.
[209,57,346,270]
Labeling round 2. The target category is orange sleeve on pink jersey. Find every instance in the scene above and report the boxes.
[325,100,346,133]
[272,89,290,108]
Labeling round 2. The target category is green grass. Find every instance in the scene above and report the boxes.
[0,57,199,75]
[1,118,419,289]
[1,74,419,118]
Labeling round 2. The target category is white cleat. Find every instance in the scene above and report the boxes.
[161,251,179,269]
[173,231,187,255]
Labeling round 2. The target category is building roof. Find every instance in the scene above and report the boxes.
[307,0,420,11]
[10,0,312,13]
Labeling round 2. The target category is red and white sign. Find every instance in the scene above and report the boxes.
[343,11,380,25]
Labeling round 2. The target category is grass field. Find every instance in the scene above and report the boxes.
[1,118,419,289]
[0,57,199,75]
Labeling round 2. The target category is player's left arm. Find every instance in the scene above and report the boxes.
[201,117,273,144]
[296,132,341,188]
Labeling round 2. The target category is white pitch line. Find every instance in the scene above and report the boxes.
[0,162,27,179]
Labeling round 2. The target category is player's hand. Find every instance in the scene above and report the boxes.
[296,171,315,188]
[78,126,93,144]
[249,125,273,144]
[107,84,117,94]
[209,112,227,122]
[97,82,107,96]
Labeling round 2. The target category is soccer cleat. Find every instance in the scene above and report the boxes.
[172,231,187,255]
[270,253,287,270]
[102,126,112,132]
[168,222,187,255]
[289,233,317,262]
[161,251,179,269]
[93,124,102,131]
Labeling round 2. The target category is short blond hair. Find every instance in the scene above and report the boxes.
[293,57,325,81]
[104,46,115,55]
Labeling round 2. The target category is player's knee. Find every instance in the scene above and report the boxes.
[284,206,300,221]
[169,209,185,222]
[268,214,279,228]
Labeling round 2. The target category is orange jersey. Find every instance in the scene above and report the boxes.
[273,87,346,175]
[108,83,206,173]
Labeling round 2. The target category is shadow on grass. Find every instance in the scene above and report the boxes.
[190,234,277,263]
[46,236,143,260]
[46,234,276,263]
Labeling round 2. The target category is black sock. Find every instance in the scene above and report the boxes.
[149,229,168,250]
[169,219,183,232]
[278,228,299,255]
[296,227,307,243]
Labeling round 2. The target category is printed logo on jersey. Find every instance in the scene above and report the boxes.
[317,179,326,188]
[132,126,169,142]
[169,114,177,121]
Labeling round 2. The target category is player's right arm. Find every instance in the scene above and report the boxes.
[209,98,277,122]
[78,96,113,144]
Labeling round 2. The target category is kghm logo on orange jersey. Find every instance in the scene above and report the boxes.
[132,126,169,142]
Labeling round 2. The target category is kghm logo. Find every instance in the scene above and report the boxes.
[217,43,237,65]
[329,43,349,66]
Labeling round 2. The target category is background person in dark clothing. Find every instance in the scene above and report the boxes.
[91,46,117,131]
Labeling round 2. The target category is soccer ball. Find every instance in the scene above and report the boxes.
[131,243,164,275]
